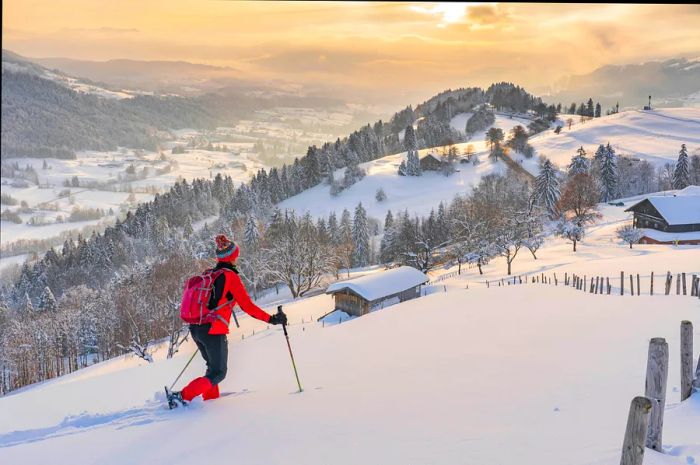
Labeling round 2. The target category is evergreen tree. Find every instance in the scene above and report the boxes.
[39,286,57,313]
[352,203,370,267]
[599,146,618,202]
[398,160,408,176]
[672,144,690,189]
[586,98,594,117]
[593,144,607,169]
[568,146,590,176]
[380,210,395,263]
[533,158,560,215]
[594,103,601,118]
[244,215,260,248]
[404,125,417,152]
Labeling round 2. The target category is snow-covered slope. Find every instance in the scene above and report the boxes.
[279,113,526,219]
[519,108,700,175]
[1,201,698,465]
[280,109,699,220]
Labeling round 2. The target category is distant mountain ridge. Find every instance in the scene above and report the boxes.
[543,57,700,109]
[30,55,246,95]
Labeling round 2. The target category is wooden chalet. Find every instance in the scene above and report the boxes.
[624,189,700,244]
[419,153,444,172]
[325,266,429,317]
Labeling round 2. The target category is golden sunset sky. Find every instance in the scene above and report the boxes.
[3,2,700,101]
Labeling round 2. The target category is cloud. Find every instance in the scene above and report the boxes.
[61,27,140,34]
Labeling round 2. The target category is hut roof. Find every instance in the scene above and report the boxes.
[625,194,700,225]
[326,266,428,301]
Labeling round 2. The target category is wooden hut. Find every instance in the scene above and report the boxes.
[325,266,429,317]
[419,153,444,172]
[624,188,700,244]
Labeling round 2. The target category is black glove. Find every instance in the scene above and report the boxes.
[269,311,287,326]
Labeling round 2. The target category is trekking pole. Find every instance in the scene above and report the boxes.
[169,349,199,391]
[278,305,303,392]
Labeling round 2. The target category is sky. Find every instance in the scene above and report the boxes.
[3,2,700,103]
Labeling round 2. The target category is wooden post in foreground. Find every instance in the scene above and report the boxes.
[637,274,640,296]
[680,321,693,402]
[630,274,634,296]
[621,271,624,295]
[620,396,653,465]
[645,337,668,451]
[682,273,686,295]
[650,272,654,296]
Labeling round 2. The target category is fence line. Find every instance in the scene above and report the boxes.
[473,270,700,299]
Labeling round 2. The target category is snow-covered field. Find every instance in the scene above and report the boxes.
[280,108,700,221]
[1,196,698,465]
[518,108,700,175]
[0,148,264,247]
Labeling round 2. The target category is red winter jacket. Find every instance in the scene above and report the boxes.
[207,263,271,335]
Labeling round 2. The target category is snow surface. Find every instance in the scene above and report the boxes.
[1,200,698,465]
[325,265,428,301]
[517,108,700,176]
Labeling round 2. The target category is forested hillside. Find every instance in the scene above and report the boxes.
[1,69,217,158]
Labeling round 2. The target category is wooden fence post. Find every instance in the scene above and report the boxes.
[621,271,624,295]
[645,337,668,451]
[676,273,681,295]
[590,279,595,293]
[620,396,653,465]
[681,321,693,402]
[637,274,640,296]
[682,273,686,295]
[650,272,654,296]
[665,272,671,295]
[630,274,634,297]
[607,277,611,294]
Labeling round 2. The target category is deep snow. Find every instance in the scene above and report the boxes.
[1,198,698,465]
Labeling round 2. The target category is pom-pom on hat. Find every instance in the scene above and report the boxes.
[215,234,239,262]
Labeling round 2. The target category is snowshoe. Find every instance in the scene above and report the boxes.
[164,386,188,409]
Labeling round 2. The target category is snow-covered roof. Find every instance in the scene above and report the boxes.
[677,185,700,196]
[625,194,700,225]
[639,228,700,242]
[325,266,428,301]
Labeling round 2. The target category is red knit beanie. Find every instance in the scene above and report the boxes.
[215,234,239,262]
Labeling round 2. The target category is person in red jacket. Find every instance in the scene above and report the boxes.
[174,234,287,404]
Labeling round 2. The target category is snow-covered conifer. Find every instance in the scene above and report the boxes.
[568,146,590,176]
[352,203,370,267]
[244,215,260,248]
[672,144,690,189]
[375,187,387,202]
[404,125,417,152]
[599,146,618,202]
[532,158,560,215]
[38,286,57,313]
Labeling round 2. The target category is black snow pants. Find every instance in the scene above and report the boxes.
[190,324,228,385]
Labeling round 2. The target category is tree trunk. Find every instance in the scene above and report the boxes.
[477,262,483,275]
[573,239,577,252]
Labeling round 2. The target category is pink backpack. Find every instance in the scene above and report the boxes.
[180,269,230,324]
